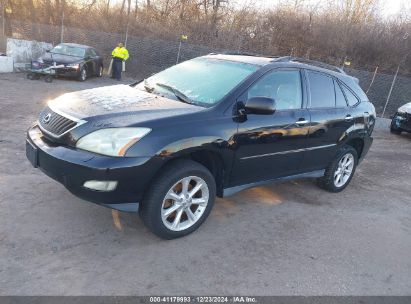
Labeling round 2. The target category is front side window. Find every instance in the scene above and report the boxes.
[247,70,302,110]
[307,71,335,108]
[86,49,97,57]
[138,58,259,107]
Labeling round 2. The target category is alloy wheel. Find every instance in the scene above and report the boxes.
[161,176,209,232]
[81,68,87,81]
[334,153,354,187]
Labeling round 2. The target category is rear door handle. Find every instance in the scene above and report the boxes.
[344,115,353,122]
[296,119,309,126]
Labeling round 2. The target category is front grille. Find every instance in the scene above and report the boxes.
[39,107,77,137]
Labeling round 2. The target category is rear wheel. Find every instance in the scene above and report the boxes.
[96,65,103,77]
[317,145,358,193]
[139,160,216,239]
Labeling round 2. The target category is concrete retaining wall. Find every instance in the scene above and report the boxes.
[0,56,13,72]
[6,38,52,70]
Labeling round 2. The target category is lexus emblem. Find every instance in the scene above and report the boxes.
[43,113,52,124]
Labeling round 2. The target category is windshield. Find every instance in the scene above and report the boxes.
[137,58,259,107]
[50,44,86,57]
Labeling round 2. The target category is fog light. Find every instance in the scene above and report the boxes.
[83,180,117,191]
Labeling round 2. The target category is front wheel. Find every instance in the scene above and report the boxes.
[390,122,402,134]
[78,67,87,82]
[317,145,358,193]
[139,160,216,239]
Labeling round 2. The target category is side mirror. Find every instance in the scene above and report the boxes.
[245,97,276,115]
[46,49,50,53]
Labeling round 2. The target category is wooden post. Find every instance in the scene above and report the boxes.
[366,66,379,94]
[381,64,400,118]
[176,40,182,64]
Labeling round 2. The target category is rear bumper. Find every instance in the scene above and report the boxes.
[26,125,164,212]
[358,136,373,164]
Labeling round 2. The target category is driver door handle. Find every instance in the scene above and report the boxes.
[296,119,309,126]
[345,115,354,122]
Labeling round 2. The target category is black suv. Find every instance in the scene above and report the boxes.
[26,54,375,239]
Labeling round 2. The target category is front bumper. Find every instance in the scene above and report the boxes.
[26,125,164,212]
[391,112,411,132]
[31,62,80,78]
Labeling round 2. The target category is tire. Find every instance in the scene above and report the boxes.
[139,159,216,239]
[317,145,358,193]
[78,67,87,82]
[390,127,402,134]
[96,65,103,77]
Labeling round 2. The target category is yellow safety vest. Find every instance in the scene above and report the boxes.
[112,47,129,61]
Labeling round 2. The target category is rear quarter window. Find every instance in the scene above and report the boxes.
[340,83,360,107]
[334,80,348,108]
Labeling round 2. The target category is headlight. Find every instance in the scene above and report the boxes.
[67,63,80,68]
[397,103,411,114]
[76,128,151,157]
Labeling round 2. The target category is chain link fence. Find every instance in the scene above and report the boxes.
[1,19,410,117]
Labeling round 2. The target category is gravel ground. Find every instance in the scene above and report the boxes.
[0,73,410,296]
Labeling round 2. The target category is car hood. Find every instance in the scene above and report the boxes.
[39,52,82,64]
[48,84,204,123]
[398,102,411,114]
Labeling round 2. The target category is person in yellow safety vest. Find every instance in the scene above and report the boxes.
[111,43,129,81]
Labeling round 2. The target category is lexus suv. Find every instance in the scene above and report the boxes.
[26,54,375,239]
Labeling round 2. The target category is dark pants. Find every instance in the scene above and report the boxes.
[112,57,123,80]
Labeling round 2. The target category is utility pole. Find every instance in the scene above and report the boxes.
[1,0,5,38]
[60,3,65,43]
[176,35,187,64]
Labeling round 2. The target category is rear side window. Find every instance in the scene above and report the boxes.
[307,71,335,108]
[340,83,360,106]
[334,80,347,108]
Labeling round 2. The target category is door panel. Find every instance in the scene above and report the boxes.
[303,108,353,171]
[302,70,355,171]
[229,68,310,186]
[230,109,310,186]
[85,49,96,74]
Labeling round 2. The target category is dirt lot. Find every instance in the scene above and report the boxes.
[1,73,411,296]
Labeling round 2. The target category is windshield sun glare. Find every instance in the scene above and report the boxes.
[140,58,259,107]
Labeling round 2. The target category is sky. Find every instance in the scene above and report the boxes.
[234,0,409,19]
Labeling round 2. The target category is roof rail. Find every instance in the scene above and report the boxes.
[274,56,346,74]
[212,51,261,57]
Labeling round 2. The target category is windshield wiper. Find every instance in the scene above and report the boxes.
[155,82,194,105]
